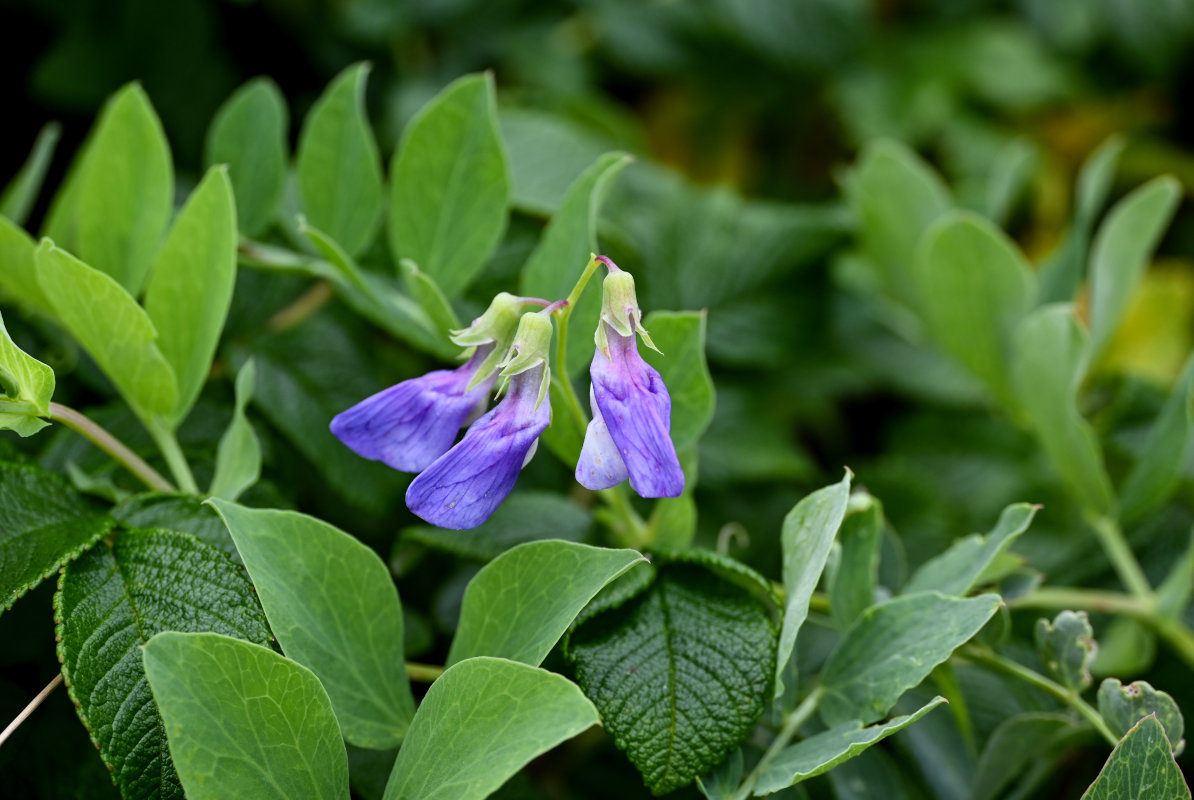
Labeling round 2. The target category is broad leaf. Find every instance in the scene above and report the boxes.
[144,165,238,425]
[205,77,288,236]
[1,121,61,226]
[641,310,715,451]
[819,592,1001,726]
[500,107,614,215]
[112,493,236,558]
[210,500,416,749]
[389,73,510,298]
[776,471,852,698]
[399,258,461,334]
[972,713,1077,800]
[383,657,599,800]
[902,503,1037,596]
[1098,679,1185,754]
[42,82,173,295]
[56,530,272,800]
[297,63,384,258]
[447,540,644,666]
[0,310,54,436]
[829,492,884,630]
[1034,610,1097,692]
[567,561,777,794]
[35,241,178,422]
[520,151,632,375]
[1,460,111,613]
[0,215,53,316]
[209,359,261,501]
[754,696,946,795]
[1082,716,1190,800]
[1118,353,1194,523]
[143,631,349,800]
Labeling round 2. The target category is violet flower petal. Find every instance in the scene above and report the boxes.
[576,386,630,490]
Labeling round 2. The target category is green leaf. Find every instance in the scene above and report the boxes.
[1082,715,1190,800]
[1012,304,1114,513]
[1098,679,1185,754]
[819,592,1001,726]
[448,540,644,667]
[209,359,261,501]
[0,214,54,316]
[1,460,111,613]
[382,657,599,800]
[829,492,884,630]
[402,491,592,561]
[209,500,416,749]
[1118,353,1194,524]
[983,137,1036,226]
[902,503,1037,596]
[1092,617,1155,677]
[540,376,586,465]
[297,63,384,258]
[399,258,461,333]
[35,240,178,422]
[972,713,1077,800]
[42,82,173,294]
[697,749,743,800]
[1157,532,1194,619]
[144,165,238,425]
[641,310,715,451]
[1034,610,1097,692]
[521,152,632,375]
[1,121,61,226]
[754,697,947,795]
[499,107,617,216]
[566,561,777,794]
[112,492,236,558]
[1087,176,1182,361]
[914,211,1036,407]
[205,77,288,236]
[143,631,349,800]
[56,530,273,800]
[776,471,852,698]
[0,309,54,436]
[389,73,510,297]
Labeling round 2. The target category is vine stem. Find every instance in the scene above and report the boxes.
[146,420,200,495]
[405,661,444,682]
[1008,586,1153,618]
[0,673,63,748]
[730,686,824,800]
[960,646,1117,746]
[1086,514,1152,599]
[48,403,175,493]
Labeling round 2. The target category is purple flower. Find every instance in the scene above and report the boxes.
[406,308,558,529]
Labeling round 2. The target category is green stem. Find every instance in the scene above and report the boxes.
[405,661,444,682]
[961,646,1117,746]
[1087,513,1152,599]
[1150,617,1194,672]
[1009,587,1153,618]
[147,421,200,495]
[731,686,824,800]
[48,403,175,493]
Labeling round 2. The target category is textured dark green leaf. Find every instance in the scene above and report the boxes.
[1098,679,1185,754]
[55,530,273,800]
[820,593,1001,727]
[208,359,260,501]
[1082,716,1190,800]
[1,121,61,226]
[829,493,883,630]
[902,503,1037,596]
[1,460,111,613]
[754,697,946,794]
[297,63,384,258]
[0,309,54,436]
[383,657,599,800]
[143,631,349,800]
[1034,610,1096,692]
[210,500,415,749]
[389,73,510,298]
[111,493,236,558]
[204,77,288,236]
[1118,353,1194,524]
[641,310,714,451]
[972,713,1077,800]
[567,562,777,794]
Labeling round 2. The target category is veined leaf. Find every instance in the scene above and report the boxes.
[1035,610,1097,692]
[1082,716,1190,800]
[0,214,53,316]
[0,310,54,437]
[1098,679,1185,754]
[829,492,884,630]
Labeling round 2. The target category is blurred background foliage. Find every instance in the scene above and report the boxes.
[2,0,1194,797]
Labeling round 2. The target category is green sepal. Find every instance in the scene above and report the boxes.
[451,292,525,392]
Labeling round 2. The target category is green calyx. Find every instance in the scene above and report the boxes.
[451,292,526,391]
[499,312,554,408]
[595,271,660,358]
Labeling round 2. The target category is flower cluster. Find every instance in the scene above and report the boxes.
[331,258,682,529]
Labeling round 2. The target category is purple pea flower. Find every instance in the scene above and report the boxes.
[576,257,684,498]
[406,303,562,529]
[330,293,532,473]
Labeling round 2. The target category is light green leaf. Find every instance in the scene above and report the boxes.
[382,657,599,800]
[829,492,884,630]
[144,165,238,425]
[205,77,289,236]
[902,503,1037,596]
[776,471,852,698]
[1098,679,1185,754]
[297,63,384,258]
[209,359,261,501]
[697,749,743,800]
[972,713,1077,800]
[389,73,510,297]
[1,122,61,226]
[754,697,946,795]
[1034,610,1097,692]
[0,310,54,436]
[209,500,415,749]
[500,107,616,216]
[641,310,715,451]
[0,214,53,316]
[143,631,349,800]
[914,212,1036,407]
[820,592,1001,726]
[1119,354,1194,523]
[1088,176,1182,362]
[399,258,461,333]
[1012,304,1114,513]
[35,240,178,421]
[521,152,632,375]
[1082,715,1190,800]
[983,137,1036,226]
[447,540,644,666]
[42,82,173,295]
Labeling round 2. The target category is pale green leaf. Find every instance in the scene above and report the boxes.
[829,492,884,630]
[1034,610,1097,692]
[0,309,54,436]
[0,214,53,316]
[1,122,61,226]
[399,258,461,333]
[209,359,261,501]
[1082,715,1190,800]
[902,503,1037,596]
